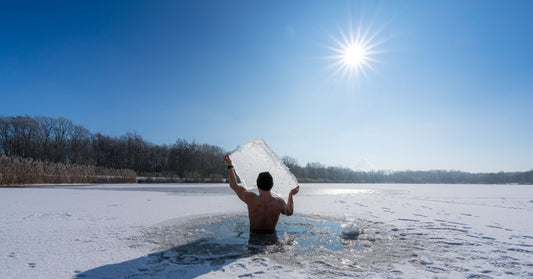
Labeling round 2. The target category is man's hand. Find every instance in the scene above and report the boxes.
[289,185,300,196]
[224,154,233,166]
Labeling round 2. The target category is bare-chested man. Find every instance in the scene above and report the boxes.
[224,154,299,234]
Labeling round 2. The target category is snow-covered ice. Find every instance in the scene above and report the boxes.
[1,183,532,278]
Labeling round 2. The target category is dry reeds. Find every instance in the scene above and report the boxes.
[0,155,137,186]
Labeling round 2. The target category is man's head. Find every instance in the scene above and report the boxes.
[257,172,273,191]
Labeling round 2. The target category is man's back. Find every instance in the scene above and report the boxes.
[246,193,285,233]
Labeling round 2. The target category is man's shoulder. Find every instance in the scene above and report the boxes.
[243,191,258,198]
[273,196,286,205]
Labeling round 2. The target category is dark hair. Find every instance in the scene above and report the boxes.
[257,172,273,191]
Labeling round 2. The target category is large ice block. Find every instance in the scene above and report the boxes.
[230,137,298,199]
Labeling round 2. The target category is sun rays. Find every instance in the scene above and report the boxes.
[326,15,389,85]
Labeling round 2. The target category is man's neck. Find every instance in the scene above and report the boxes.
[258,189,271,197]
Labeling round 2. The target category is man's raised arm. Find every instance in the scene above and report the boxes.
[283,185,300,216]
[224,154,253,202]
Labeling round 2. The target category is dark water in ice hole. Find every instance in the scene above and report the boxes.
[142,215,404,271]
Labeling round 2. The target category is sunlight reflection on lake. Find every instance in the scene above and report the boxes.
[315,188,378,195]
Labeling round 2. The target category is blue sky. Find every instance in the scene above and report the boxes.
[1,0,532,172]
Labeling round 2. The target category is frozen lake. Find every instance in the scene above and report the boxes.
[1,183,532,278]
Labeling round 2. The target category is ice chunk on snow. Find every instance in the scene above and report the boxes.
[341,222,363,240]
[230,137,298,199]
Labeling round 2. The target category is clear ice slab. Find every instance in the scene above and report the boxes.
[230,137,298,199]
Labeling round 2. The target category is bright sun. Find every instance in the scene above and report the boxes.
[343,44,367,67]
[326,19,387,84]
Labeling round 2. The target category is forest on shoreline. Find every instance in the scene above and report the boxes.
[1,115,532,186]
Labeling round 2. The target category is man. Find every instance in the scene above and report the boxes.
[224,154,299,234]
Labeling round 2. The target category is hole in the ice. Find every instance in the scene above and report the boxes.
[146,215,372,266]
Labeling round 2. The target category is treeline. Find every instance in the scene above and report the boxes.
[0,116,226,183]
[282,157,533,184]
[1,115,532,185]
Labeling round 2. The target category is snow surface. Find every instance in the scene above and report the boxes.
[1,183,532,278]
[230,137,298,199]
